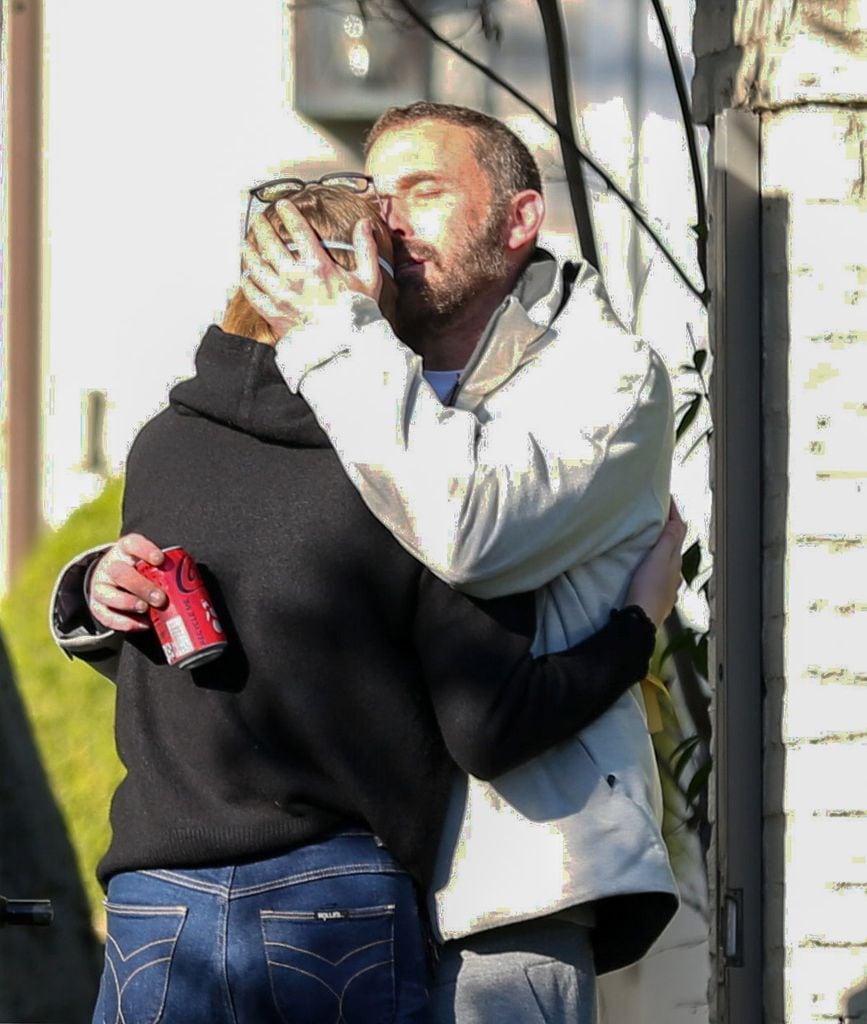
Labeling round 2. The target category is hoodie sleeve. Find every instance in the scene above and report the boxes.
[49,543,122,681]
[274,281,674,599]
[413,573,656,781]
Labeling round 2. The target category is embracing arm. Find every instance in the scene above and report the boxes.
[242,204,673,597]
[418,581,656,780]
[274,276,674,598]
[416,502,683,779]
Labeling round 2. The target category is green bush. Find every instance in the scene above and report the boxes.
[0,479,124,924]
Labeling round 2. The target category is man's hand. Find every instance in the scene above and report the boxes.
[624,500,688,627]
[88,534,167,632]
[239,201,383,340]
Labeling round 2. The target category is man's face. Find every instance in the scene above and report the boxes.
[365,120,510,330]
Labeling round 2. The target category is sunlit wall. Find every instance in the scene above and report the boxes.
[38,0,355,532]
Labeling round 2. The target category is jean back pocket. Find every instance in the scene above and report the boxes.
[261,903,395,1024]
[97,901,187,1024]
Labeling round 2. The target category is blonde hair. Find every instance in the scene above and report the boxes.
[222,184,389,344]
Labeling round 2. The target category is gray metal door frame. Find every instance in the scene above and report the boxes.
[708,108,764,1022]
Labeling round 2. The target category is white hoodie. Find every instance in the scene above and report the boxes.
[273,252,679,973]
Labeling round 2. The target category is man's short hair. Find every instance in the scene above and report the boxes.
[365,102,543,199]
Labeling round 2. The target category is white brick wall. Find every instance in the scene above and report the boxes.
[762,106,867,1023]
[695,0,867,1013]
[693,0,867,123]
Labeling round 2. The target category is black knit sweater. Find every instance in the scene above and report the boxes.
[97,327,655,887]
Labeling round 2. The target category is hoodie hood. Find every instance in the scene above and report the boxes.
[170,327,332,448]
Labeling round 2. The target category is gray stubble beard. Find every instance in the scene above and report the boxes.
[395,202,511,336]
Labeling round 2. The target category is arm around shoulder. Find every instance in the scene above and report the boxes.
[277,275,675,597]
[415,573,657,780]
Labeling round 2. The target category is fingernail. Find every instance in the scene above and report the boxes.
[135,600,148,614]
[149,552,162,564]
[149,590,163,605]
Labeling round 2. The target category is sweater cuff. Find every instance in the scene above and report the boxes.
[608,604,657,676]
[274,292,386,392]
[49,543,119,658]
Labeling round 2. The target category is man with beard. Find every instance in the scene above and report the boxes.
[51,104,679,1022]
[235,103,679,1023]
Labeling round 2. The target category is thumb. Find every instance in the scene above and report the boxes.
[353,219,383,300]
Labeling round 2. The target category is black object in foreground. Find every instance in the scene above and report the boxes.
[0,894,53,927]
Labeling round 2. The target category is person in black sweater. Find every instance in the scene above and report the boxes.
[59,183,684,1024]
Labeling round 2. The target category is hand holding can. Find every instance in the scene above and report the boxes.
[134,547,227,669]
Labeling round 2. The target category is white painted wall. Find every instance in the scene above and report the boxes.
[694,0,867,1017]
[39,0,352,528]
[764,105,867,1024]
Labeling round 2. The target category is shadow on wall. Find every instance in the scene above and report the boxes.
[0,626,101,1024]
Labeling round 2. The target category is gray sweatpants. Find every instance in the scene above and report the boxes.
[430,919,597,1024]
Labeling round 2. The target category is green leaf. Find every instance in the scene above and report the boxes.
[680,425,713,463]
[670,735,701,783]
[686,760,712,805]
[658,628,696,668]
[669,734,699,760]
[678,350,708,377]
[676,394,702,441]
[675,392,701,416]
[682,540,701,585]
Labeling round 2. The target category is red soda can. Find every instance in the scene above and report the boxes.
[135,546,227,669]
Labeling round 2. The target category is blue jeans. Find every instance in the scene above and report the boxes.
[92,832,432,1024]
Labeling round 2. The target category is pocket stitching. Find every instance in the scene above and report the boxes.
[261,904,396,1024]
[264,935,392,967]
[103,904,187,1024]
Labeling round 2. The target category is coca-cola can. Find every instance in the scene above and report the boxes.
[135,546,227,669]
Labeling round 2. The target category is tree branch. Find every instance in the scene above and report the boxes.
[535,0,599,271]
[647,0,708,293]
[391,0,709,304]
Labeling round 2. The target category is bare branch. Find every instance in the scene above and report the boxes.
[647,0,708,291]
[391,0,709,304]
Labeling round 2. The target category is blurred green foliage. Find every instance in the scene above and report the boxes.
[0,478,124,925]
